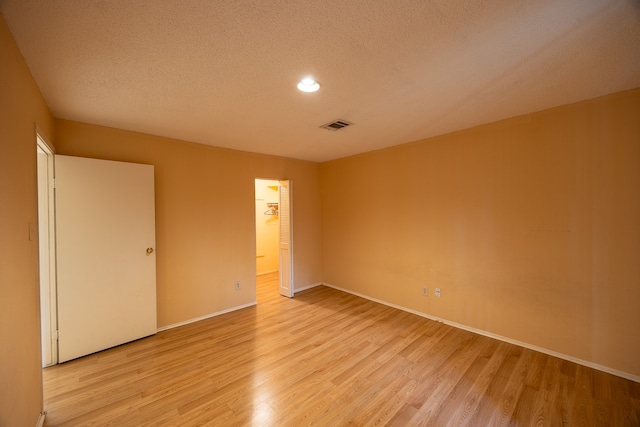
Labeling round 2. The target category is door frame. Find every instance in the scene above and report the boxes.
[254,178,294,298]
[36,131,58,366]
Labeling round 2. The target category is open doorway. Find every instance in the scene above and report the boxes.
[36,134,57,367]
[255,179,280,301]
[255,179,294,301]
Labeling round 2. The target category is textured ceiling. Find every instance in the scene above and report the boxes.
[2,0,640,162]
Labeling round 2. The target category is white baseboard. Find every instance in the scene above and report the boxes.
[157,302,257,332]
[36,412,45,427]
[257,269,279,275]
[322,282,640,384]
[157,281,323,332]
[294,282,322,293]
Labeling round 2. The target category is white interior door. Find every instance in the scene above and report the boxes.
[55,155,157,362]
[278,180,293,297]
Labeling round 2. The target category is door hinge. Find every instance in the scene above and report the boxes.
[51,178,56,189]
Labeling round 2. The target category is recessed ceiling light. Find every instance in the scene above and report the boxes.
[297,77,320,93]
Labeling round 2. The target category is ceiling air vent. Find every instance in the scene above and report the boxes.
[320,119,353,131]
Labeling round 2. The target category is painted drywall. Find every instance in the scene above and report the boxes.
[0,13,55,427]
[255,179,280,275]
[54,120,323,328]
[321,88,640,378]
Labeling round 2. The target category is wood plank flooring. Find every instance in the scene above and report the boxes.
[43,272,640,426]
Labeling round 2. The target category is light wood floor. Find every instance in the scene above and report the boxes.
[43,272,640,426]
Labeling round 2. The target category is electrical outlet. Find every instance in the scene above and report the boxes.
[435,288,441,297]
[422,287,428,296]
[234,281,240,290]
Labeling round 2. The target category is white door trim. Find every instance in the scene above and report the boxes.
[36,132,57,366]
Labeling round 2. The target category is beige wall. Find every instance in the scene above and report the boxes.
[2,6,639,424]
[321,88,640,378]
[0,13,55,427]
[255,179,280,275]
[54,120,323,328]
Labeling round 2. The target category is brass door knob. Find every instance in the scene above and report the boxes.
[146,247,154,255]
